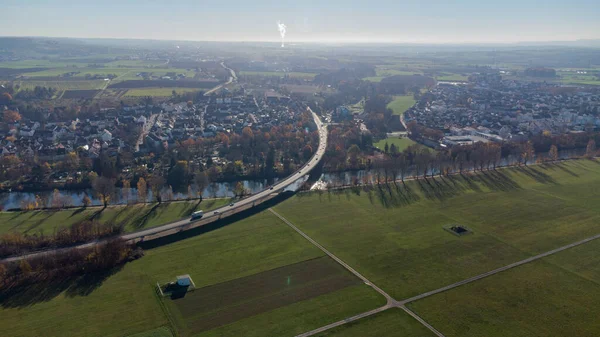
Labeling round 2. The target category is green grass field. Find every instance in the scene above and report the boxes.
[274,160,600,301]
[436,74,469,82]
[6,160,600,336]
[0,210,384,337]
[315,309,434,337]
[124,88,201,97]
[387,95,416,116]
[373,137,418,152]
[363,67,424,82]
[0,199,230,235]
[239,71,316,79]
[410,238,600,336]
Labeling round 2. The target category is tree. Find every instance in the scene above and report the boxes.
[122,179,131,203]
[3,110,21,123]
[549,145,559,162]
[137,177,148,203]
[586,139,596,158]
[396,153,408,183]
[82,195,92,207]
[347,144,361,168]
[194,170,209,202]
[0,92,12,105]
[302,144,313,161]
[149,174,166,203]
[19,259,32,276]
[51,189,66,208]
[63,152,79,171]
[389,143,398,156]
[384,142,389,153]
[0,263,7,286]
[520,142,535,166]
[234,181,247,197]
[93,176,115,208]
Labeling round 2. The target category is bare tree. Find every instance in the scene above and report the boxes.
[456,152,467,174]
[586,139,596,158]
[194,170,209,202]
[93,176,115,208]
[397,154,408,183]
[137,177,147,203]
[549,145,559,162]
[149,174,166,203]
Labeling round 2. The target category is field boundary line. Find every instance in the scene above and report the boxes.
[268,208,394,304]
[269,208,445,337]
[295,305,391,337]
[400,231,600,305]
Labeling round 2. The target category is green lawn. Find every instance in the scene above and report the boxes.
[314,308,435,337]
[0,198,230,235]
[363,68,424,82]
[410,238,600,336]
[387,95,416,116]
[0,210,384,337]
[273,160,600,300]
[436,74,469,82]
[374,137,418,152]
[362,76,385,82]
[124,88,202,97]
[239,71,316,79]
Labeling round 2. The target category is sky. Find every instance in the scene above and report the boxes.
[1,0,599,44]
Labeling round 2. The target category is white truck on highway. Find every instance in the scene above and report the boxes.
[190,210,204,221]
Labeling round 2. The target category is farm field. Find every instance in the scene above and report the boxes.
[373,137,418,152]
[239,70,317,79]
[0,198,231,235]
[314,308,435,337]
[0,210,383,337]
[61,89,101,99]
[409,238,600,337]
[124,88,201,97]
[166,256,367,335]
[15,79,106,90]
[273,160,600,300]
[387,95,416,116]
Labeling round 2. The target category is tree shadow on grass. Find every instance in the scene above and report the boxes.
[552,162,580,177]
[23,211,57,234]
[516,166,558,185]
[68,207,88,218]
[0,265,123,308]
[130,203,162,230]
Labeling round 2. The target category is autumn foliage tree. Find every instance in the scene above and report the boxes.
[3,110,21,124]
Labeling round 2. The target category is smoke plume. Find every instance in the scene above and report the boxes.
[277,21,287,47]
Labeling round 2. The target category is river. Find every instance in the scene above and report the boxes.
[0,149,584,210]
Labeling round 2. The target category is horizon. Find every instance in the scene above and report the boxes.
[2,0,600,44]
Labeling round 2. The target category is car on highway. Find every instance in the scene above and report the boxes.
[229,203,235,207]
[213,211,219,215]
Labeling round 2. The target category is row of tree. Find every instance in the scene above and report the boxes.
[0,220,122,258]
[0,239,142,290]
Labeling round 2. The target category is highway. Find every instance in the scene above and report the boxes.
[123,109,326,242]
[2,109,327,262]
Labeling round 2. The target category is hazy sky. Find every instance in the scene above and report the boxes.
[2,0,599,43]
